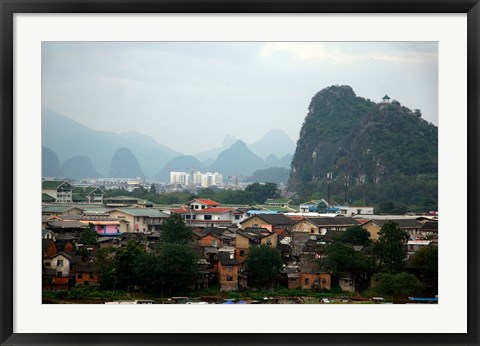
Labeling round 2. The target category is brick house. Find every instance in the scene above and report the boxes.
[218,252,239,292]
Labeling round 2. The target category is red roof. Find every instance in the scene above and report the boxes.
[196,207,233,214]
[188,199,220,206]
[170,206,191,214]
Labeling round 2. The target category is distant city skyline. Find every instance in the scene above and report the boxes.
[42,42,438,154]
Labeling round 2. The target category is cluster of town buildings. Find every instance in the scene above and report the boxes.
[42,179,438,293]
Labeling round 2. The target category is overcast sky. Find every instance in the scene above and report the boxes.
[42,42,438,154]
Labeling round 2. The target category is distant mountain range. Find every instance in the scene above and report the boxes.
[42,108,295,181]
[42,108,181,178]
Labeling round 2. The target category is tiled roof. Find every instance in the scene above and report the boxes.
[42,205,84,213]
[72,193,89,201]
[188,199,220,206]
[73,186,102,194]
[47,220,89,229]
[218,252,238,266]
[420,220,438,231]
[110,208,169,217]
[370,219,422,229]
[42,193,56,202]
[305,217,360,227]
[265,198,291,204]
[195,207,233,214]
[241,214,293,226]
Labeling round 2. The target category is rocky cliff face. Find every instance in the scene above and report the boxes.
[288,85,437,206]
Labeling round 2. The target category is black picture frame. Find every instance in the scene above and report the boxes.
[1,1,479,345]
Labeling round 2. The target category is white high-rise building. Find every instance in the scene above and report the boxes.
[169,171,190,186]
[200,172,223,188]
[193,171,203,186]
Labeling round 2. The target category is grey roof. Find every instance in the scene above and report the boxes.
[242,214,293,226]
[420,220,438,231]
[110,208,169,218]
[218,252,238,266]
[47,220,88,229]
[42,205,84,213]
[370,219,422,229]
[305,217,360,227]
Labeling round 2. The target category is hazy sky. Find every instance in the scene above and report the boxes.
[42,42,438,154]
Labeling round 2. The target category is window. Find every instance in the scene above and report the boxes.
[57,272,62,277]
[234,215,240,220]
[89,273,94,279]
[57,260,64,267]
[204,215,212,220]
[192,215,196,220]
[194,205,199,209]
[305,278,310,285]
[321,278,327,284]
[212,240,217,247]
[201,205,205,209]
[225,266,233,272]
[78,273,83,279]
[44,262,51,267]
[239,250,245,257]
[185,215,191,220]
[226,276,233,282]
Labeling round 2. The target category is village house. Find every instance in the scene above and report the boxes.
[103,196,141,207]
[42,205,84,217]
[42,180,74,203]
[72,186,104,204]
[299,199,330,213]
[43,252,73,290]
[418,220,438,239]
[171,199,244,227]
[264,198,293,207]
[235,228,277,266]
[107,208,169,233]
[407,240,433,259]
[361,219,423,240]
[298,254,331,291]
[217,252,239,292]
[240,214,293,236]
[73,262,99,286]
[289,217,359,258]
[290,216,360,235]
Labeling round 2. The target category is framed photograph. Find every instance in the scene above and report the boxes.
[1,0,478,345]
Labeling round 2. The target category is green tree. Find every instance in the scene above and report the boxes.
[244,244,283,289]
[115,240,146,289]
[157,243,198,294]
[93,247,117,289]
[318,243,375,291]
[372,272,424,302]
[341,225,371,246]
[161,214,193,244]
[373,221,409,273]
[245,182,279,204]
[375,201,407,215]
[411,246,438,294]
[132,251,163,290]
[79,224,98,245]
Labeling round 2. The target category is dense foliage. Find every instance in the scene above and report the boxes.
[373,221,410,273]
[288,85,437,211]
[244,245,283,289]
[93,215,198,294]
[372,272,424,301]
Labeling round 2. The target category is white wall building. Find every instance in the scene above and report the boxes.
[170,171,190,186]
